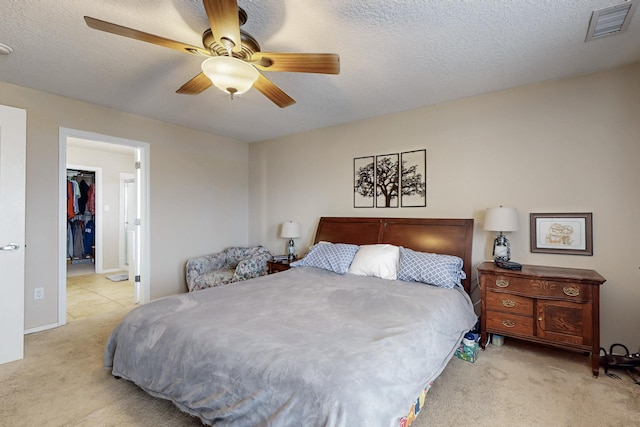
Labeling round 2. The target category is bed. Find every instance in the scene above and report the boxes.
[104,217,477,426]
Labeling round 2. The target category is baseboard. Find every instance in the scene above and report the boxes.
[24,322,60,335]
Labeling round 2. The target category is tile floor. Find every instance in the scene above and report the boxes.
[66,264,137,322]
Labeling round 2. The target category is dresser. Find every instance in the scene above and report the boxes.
[478,262,606,376]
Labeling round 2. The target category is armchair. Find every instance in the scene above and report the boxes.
[186,246,273,292]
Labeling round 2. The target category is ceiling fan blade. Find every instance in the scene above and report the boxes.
[84,16,210,57]
[202,0,242,53]
[252,53,340,74]
[253,73,296,108]
[176,72,212,95]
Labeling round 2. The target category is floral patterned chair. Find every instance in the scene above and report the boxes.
[186,246,273,292]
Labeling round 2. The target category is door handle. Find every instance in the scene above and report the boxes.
[1,243,20,251]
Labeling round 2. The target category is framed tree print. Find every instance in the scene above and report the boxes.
[375,153,399,208]
[400,149,426,207]
[353,156,375,208]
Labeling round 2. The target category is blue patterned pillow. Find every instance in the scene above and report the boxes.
[397,246,466,289]
[290,242,360,274]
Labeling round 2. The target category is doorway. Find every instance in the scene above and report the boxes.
[58,128,150,327]
[65,160,130,321]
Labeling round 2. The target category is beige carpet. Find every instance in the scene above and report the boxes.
[1,307,638,427]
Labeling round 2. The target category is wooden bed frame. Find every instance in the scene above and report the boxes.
[314,217,474,294]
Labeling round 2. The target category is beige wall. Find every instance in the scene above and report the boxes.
[0,81,249,330]
[67,144,135,271]
[249,63,640,350]
[1,62,637,348]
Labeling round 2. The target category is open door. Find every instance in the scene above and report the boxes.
[121,167,140,303]
[133,150,142,304]
[0,104,26,365]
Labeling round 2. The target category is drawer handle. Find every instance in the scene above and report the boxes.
[502,299,516,308]
[502,320,516,328]
[496,279,509,288]
[563,286,580,297]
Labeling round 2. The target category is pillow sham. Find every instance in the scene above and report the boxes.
[397,246,466,289]
[347,244,399,280]
[290,242,359,274]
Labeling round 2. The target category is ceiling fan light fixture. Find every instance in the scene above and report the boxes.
[201,56,258,98]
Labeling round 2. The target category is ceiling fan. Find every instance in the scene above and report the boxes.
[84,0,340,108]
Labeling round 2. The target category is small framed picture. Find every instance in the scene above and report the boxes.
[530,213,593,255]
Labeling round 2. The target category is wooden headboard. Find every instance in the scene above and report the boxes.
[314,217,474,294]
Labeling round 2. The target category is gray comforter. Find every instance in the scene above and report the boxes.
[105,267,477,426]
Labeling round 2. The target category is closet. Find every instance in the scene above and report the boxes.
[66,169,96,264]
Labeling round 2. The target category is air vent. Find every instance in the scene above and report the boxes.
[586,1,637,41]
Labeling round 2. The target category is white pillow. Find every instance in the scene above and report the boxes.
[347,244,399,280]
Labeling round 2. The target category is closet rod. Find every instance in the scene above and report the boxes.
[66,169,95,178]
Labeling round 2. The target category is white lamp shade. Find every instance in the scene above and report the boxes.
[201,57,259,95]
[281,221,301,239]
[484,207,519,232]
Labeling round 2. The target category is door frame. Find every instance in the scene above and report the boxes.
[58,128,150,327]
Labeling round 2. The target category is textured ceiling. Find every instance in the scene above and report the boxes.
[2,1,639,143]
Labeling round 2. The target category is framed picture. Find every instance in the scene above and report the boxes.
[353,156,374,208]
[375,153,399,208]
[400,149,426,207]
[530,213,593,255]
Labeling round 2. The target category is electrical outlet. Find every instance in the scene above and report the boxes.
[34,287,44,300]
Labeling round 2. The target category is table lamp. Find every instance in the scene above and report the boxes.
[484,206,518,261]
[281,221,301,261]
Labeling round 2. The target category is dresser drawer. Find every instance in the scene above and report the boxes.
[485,291,533,316]
[486,310,534,336]
[484,274,591,301]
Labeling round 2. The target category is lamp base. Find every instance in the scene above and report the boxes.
[492,233,511,261]
[287,238,296,262]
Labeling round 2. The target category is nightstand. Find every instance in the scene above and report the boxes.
[267,260,291,274]
[478,261,606,376]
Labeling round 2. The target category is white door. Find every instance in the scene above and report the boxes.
[0,104,27,365]
[122,177,136,273]
[132,150,142,304]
